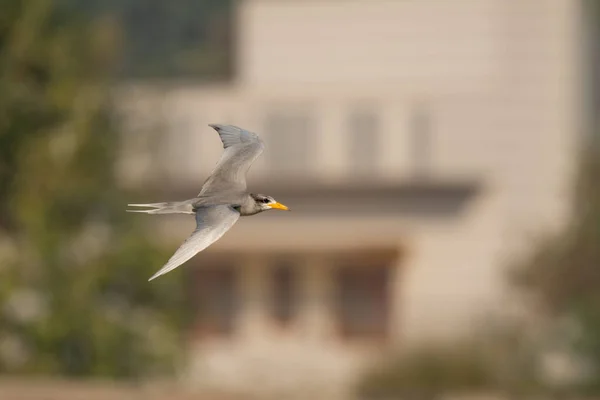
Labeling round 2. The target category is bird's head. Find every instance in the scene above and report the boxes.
[250,193,290,212]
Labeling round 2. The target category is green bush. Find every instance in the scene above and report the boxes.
[510,141,600,394]
[356,344,495,400]
[355,327,548,400]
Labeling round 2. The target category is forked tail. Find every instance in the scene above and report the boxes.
[126,200,195,215]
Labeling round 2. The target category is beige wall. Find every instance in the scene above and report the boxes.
[237,0,503,91]
[236,0,582,225]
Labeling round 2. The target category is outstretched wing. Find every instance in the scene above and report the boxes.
[148,205,240,281]
[199,124,265,196]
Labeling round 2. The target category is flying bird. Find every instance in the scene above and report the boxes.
[127,124,290,281]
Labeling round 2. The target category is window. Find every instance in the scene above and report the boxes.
[263,110,314,175]
[165,112,195,172]
[347,108,380,175]
[269,262,297,326]
[410,104,433,178]
[193,265,238,336]
[335,265,390,339]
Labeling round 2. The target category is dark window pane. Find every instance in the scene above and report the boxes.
[193,265,238,336]
[411,104,433,178]
[264,110,314,175]
[348,108,380,174]
[270,262,297,325]
[336,265,390,339]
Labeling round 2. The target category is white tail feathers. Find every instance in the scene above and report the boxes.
[126,202,167,214]
[127,202,169,208]
[126,201,195,215]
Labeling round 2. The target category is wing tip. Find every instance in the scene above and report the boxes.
[148,272,161,281]
[208,123,246,134]
[208,123,226,131]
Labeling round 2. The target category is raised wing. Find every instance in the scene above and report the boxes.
[148,205,240,281]
[199,124,265,196]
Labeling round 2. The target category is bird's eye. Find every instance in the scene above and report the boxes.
[262,198,270,204]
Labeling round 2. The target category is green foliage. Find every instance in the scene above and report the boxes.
[355,330,546,400]
[511,140,600,393]
[0,0,190,378]
[356,345,495,400]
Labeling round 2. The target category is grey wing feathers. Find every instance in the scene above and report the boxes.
[199,124,265,196]
[191,191,247,208]
[148,205,240,281]
[209,124,260,149]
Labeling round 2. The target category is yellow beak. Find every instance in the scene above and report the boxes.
[270,202,290,211]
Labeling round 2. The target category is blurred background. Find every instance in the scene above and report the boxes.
[0,0,599,399]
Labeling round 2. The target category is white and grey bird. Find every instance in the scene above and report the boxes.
[127,124,289,281]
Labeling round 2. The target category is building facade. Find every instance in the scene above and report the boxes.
[117,0,585,397]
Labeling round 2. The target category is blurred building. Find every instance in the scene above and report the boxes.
[117,0,585,397]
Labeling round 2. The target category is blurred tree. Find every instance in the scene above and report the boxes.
[356,344,496,400]
[355,329,547,400]
[511,138,600,393]
[0,0,190,378]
